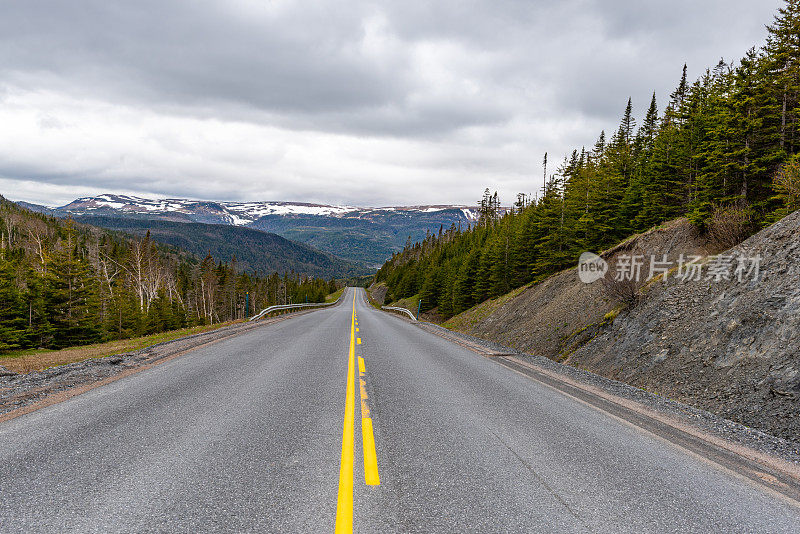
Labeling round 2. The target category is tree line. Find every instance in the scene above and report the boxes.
[376,0,800,317]
[0,197,338,351]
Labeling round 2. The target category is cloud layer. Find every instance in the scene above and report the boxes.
[0,0,782,206]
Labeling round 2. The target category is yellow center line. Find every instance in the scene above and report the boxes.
[334,292,357,533]
[358,358,380,486]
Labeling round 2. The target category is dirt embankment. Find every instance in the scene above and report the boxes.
[567,211,800,441]
[446,215,800,442]
[367,282,388,305]
[446,218,713,360]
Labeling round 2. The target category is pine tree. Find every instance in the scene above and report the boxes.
[600,99,637,235]
[0,257,26,350]
[453,247,480,313]
[763,0,800,154]
[621,92,659,231]
[531,174,573,277]
[43,227,101,349]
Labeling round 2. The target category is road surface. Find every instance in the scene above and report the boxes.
[1,288,798,532]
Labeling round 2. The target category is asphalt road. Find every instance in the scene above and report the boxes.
[1,287,799,532]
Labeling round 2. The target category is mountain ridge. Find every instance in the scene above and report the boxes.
[71,215,368,279]
[49,194,478,224]
[21,194,480,265]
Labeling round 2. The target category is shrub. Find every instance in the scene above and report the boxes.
[707,204,754,250]
[601,276,642,306]
[773,156,800,212]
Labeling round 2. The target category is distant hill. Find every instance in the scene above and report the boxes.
[13,201,56,216]
[73,216,369,278]
[44,194,478,265]
[247,208,474,265]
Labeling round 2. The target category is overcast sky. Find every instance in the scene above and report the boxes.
[0,0,784,207]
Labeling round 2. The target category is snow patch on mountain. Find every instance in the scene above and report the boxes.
[58,195,479,225]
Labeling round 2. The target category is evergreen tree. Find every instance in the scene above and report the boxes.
[0,196,338,353]
[376,2,800,322]
[43,227,101,348]
[763,0,800,153]
[0,257,26,350]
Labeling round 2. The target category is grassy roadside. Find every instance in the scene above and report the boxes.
[0,321,242,374]
[444,283,531,331]
[325,287,345,303]
[388,293,420,313]
[366,291,382,310]
[2,289,345,375]
[364,282,384,309]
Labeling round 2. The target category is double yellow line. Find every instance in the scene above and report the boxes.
[335,291,380,533]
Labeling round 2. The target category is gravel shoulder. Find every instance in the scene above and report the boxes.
[0,307,336,420]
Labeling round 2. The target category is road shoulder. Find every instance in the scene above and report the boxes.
[0,308,328,423]
[383,313,800,504]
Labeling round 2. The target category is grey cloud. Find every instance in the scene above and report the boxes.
[0,1,780,133]
[1,2,407,115]
[0,0,786,206]
[0,1,555,138]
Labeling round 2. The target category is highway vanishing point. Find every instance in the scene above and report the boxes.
[1,288,799,532]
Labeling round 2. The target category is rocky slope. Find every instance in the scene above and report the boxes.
[445,218,714,360]
[444,214,800,441]
[566,211,800,441]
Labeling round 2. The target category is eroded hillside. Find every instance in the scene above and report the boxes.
[566,211,800,441]
[445,218,714,360]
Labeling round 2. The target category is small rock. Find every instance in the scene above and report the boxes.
[0,365,17,377]
[106,356,124,365]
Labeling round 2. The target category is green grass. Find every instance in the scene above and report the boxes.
[389,294,421,314]
[325,287,345,303]
[603,307,622,322]
[365,284,384,310]
[444,283,532,330]
[0,347,56,359]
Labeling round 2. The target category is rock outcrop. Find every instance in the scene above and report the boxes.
[567,211,800,441]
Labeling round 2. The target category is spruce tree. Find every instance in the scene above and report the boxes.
[763,0,800,154]
[0,257,26,350]
[43,231,101,349]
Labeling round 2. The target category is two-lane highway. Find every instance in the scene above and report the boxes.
[1,287,799,532]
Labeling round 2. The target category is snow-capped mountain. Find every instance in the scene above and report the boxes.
[51,194,479,266]
[57,194,478,226]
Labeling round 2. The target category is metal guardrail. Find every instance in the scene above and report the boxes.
[381,306,418,321]
[249,299,338,321]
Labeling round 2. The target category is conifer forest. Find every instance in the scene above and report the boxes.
[0,197,337,351]
[377,2,800,316]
